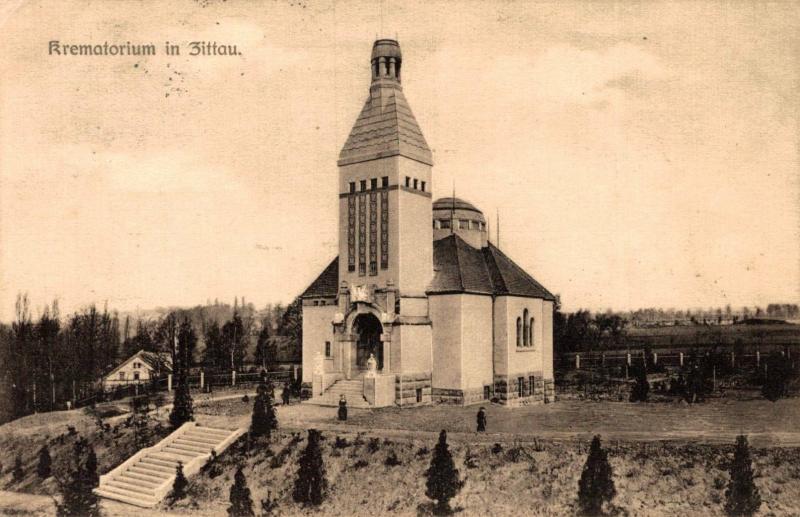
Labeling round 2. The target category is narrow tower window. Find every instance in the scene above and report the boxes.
[349,182,355,194]
[516,317,522,347]
[523,309,530,346]
[382,176,389,188]
[421,181,426,192]
[371,178,377,190]
[413,178,418,190]
[360,180,367,191]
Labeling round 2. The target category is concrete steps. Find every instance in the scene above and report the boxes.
[95,423,244,508]
[307,379,373,408]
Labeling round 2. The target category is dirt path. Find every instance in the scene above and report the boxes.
[195,397,800,447]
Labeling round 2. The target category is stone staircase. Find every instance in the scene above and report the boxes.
[95,422,244,507]
[313,379,371,408]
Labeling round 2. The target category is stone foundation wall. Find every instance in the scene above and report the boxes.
[395,372,432,406]
[493,373,553,407]
[432,387,487,406]
[300,382,313,400]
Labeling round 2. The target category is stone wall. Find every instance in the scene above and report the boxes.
[493,373,550,407]
[395,371,432,406]
[432,386,487,405]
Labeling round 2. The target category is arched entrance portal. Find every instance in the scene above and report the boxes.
[353,313,383,371]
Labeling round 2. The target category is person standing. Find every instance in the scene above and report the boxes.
[338,394,348,421]
[476,407,487,432]
[282,380,291,406]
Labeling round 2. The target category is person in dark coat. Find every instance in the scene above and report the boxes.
[338,395,348,421]
[476,407,487,432]
[282,380,291,405]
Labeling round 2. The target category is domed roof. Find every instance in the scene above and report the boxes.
[432,197,483,215]
[371,39,402,60]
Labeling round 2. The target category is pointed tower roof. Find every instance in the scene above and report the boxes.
[338,39,433,167]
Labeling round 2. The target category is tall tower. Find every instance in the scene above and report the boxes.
[337,39,433,298]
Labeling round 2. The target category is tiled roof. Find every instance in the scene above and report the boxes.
[482,240,556,300]
[338,85,433,166]
[301,236,554,301]
[300,257,339,298]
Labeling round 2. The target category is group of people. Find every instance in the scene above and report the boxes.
[334,395,489,433]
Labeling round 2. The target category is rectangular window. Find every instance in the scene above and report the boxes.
[325,341,331,357]
[413,178,418,190]
[133,372,140,381]
[421,181,426,192]
[459,219,469,229]
[416,388,423,403]
[382,176,389,188]
[484,385,491,400]
[349,182,355,194]
[119,372,125,380]
[518,377,524,398]
[440,219,451,229]
[360,179,367,191]
[371,178,377,190]
[529,376,535,396]
[405,176,410,187]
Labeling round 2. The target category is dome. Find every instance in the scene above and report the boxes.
[432,197,485,222]
[432,197,488,249]
[371,39,402,60]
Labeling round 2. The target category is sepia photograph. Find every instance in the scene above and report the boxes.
[0,0,798,515]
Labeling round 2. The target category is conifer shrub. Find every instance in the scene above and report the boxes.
[577,435,616,516]
[292,429,327,506]
[56,439,100,517]
[228,466,255,517]
[724,435,761,516]
[250,380,278,439]
[425,430,463,515]
[762,353,792,402]
[37,445,52,479]
[12,455,24,483]
[629,365,650,402]
[167,462,188,505]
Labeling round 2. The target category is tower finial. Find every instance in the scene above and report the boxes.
[371,39,402,84]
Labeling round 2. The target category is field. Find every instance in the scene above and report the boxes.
[621,322,800,349]
[2,394,800,516]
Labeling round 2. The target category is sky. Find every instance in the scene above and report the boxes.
[0,0,798,321]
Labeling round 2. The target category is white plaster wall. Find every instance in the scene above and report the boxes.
[301,304,337,383]
[396,157,432,296]
[430,294,462,389]
[493,296,509,377]
[495,296,548,377]
[542,300,554,380]
[460,294,494,390]
[399,323,433,374]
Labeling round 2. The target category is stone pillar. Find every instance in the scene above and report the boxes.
[381,333,391,373]
[388,57,396,78]
[342,339,354,379]
[379,57,387,77]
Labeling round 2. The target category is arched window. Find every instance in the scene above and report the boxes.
[523,309,529,346]
[529,317,535,348]
[516,317,522,347]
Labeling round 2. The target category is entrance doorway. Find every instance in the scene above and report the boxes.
[353,313,383,371]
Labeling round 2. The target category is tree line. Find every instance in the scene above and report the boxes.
[0,293,303,424]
